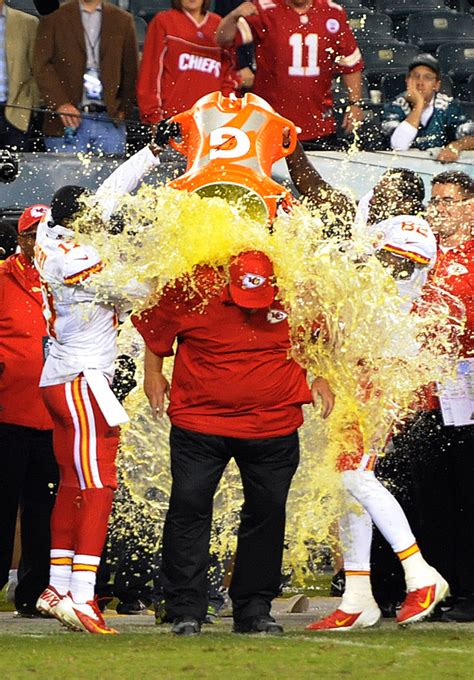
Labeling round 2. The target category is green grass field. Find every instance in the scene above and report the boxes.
[2,579,473,680]
[1,618,473,680]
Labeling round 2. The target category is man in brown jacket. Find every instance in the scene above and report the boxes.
[33,0,138,154]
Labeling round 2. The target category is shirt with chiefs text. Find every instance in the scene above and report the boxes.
[137,9,239,124]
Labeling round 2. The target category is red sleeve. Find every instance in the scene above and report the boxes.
[132,286,182,357]
[220,48,241,95]
[332,8,364,74]
[137,14,167,124]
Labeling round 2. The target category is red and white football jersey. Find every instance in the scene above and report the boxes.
[34,146,160,387]
[236,0,363,140]
[137,9,239,124]
[34,219,117,387]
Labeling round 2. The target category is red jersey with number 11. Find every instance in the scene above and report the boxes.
[236,0,363,140]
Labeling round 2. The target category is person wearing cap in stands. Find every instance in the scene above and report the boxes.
[0,204,59,618]
[382,53,474,163]
[306,214,451,632]
[132,250,335,636]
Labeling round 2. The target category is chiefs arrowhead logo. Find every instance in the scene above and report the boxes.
[267,309,288,324]
[447,263,468,276]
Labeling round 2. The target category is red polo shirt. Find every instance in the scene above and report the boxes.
[432,239,474,357]
[418,238,474,411]
[132,267,311,438]
[0,253,53,430]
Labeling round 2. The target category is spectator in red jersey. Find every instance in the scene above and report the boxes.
[132,251,334,636]
[217,0,364,149]
[0,205,59,617]
[390,171,474,623]
[137,0,241,126]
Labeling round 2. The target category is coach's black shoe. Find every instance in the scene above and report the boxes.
[330,569,346,597]
[171,616,201,636]
[233,615,283,635]
[116,599,150,615]
[378,602,402,619]
[14,608,53,619]
[154,600,173,625]
[442,597,474,623]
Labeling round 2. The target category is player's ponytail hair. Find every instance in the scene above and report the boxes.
[171,0,211,13]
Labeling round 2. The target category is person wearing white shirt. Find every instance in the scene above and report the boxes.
[382,54,474,164]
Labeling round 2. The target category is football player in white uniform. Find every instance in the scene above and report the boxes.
[307,214,450,631]
[34,127,175,634]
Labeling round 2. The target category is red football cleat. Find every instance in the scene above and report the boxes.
[36,585,64,618]
[397,572,449,625]
[55,593,118,634]
[306,605,381,631]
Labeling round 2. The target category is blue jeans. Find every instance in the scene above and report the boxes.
[45,112,126,154]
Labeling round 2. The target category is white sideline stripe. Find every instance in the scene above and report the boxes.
[65,381,86,489]
[295,635,473,655]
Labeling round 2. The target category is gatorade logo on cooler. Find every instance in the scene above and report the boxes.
[167,92,298,222]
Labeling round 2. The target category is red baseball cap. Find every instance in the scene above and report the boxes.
[229,250,275,309]
[18,204,49,233]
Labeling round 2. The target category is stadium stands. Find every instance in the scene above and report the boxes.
[341,0,374,10]
[374,0,446,15]
[134,15,148,51]
[406,10,474,52]
[436,40,474,81]
[5,0,39,16]
[467,73,474,101]
[129,0,168,23]
[347,10,395,42]
[359,41,420,86]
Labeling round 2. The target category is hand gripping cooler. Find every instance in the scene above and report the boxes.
[167,92,298,222]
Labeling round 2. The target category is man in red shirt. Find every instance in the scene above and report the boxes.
[0,205,59,617]
[392,170,473,623]
[133,250,334,635]
[217,0,364,146]
[137,0,239,124]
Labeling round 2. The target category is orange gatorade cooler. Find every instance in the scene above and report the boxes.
[168,91,298,222]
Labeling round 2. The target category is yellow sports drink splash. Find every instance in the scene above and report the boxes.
[72,94,462,585]
[167,91,298,222]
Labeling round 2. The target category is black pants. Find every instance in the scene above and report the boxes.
[0,107,30,151]
[161,425,299,622]
[394,411,474,598]
[0,423,59,611]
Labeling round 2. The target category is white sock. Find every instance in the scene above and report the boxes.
[341,572,378,613]
[398,545,434,591]
[70,554,100,603]
[50,549,74,596]
[339,504,378,613]
[8,569,18,584]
